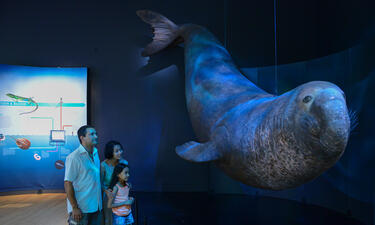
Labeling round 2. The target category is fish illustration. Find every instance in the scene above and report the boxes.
[137,10,351,190]
[6,93,39,115]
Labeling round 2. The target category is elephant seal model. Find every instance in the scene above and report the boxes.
[137,10,351,190]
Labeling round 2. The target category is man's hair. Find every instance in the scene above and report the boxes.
[104,140,124,159]
[77,125,94,143]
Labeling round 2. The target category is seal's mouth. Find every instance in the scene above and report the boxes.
[314,100,350,157]
[307,89,350,157]
[319,123,349,156]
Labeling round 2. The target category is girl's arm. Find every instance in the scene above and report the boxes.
[122,197,134,205]
[111,198,134,207]
[108,186,134,208]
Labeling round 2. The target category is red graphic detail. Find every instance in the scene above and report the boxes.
[9,136,31,150]
[63,125,72,130]
[15,138,31,150]
[60,98,63,130]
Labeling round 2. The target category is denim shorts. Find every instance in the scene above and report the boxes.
[112,212,134,225]
[68,210,102,225]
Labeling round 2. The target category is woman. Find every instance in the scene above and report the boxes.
[101,140,129,225]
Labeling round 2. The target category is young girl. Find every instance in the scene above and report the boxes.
[108,163,134,225]
[101,140,129,225]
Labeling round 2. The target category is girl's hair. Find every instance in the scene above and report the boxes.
[109,163,129,190]
[104,140,124,159]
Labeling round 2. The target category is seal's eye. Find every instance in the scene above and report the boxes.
[303,95,312,103]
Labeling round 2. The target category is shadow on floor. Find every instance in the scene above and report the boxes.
[132,192,365,225]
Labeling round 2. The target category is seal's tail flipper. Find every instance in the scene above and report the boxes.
[136,10,180,57]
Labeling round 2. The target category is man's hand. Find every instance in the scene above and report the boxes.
[64,181,82,221]
[72,207,82,221]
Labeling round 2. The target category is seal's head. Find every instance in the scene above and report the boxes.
[293,81,350,159]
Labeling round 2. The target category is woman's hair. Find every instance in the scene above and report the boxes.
[109,163,129,190]
[104,140,124,159]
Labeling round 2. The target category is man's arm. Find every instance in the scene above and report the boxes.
[64,181,79,208]
[64,180,82,221]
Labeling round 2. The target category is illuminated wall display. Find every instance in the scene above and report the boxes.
[0,64,87,191]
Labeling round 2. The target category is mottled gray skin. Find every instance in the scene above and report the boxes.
[212,82,350,190]
[137,10,351,190]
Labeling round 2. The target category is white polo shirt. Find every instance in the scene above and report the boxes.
[64,144,102,213]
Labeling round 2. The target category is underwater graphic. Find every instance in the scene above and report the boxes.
[0,64,87,191]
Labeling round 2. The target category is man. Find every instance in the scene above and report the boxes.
[64,125,102,225]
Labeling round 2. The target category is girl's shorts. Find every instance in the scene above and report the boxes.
[112,212,134,225]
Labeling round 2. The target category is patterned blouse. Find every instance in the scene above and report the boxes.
[112,183,131,216]
[100,159,128,191]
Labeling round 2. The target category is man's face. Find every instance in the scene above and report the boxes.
[81,128,98,147]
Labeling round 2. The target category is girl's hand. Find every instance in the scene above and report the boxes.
[105,189,113,199]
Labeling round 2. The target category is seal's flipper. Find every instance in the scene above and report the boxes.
[136,10,180,56]
[176,141,222,162]
[176,126,229,162]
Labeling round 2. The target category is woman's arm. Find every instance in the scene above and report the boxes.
[107,185,118,208]
[100,163,106,190]
[101,162,113,198]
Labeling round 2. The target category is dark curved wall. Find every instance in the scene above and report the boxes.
[0,0,374,224]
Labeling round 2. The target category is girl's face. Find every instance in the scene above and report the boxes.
[113,145,123,160]
[118,167,130,182]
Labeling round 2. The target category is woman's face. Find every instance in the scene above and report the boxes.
[113,144,123,160]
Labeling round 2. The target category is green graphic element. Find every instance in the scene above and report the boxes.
[6,93,38,115]
[0,101,85,107]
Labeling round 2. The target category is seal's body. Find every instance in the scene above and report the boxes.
[137,10,350,190]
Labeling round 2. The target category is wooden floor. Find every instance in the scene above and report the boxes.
[0,192,368,225]
[0,193,67,225]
